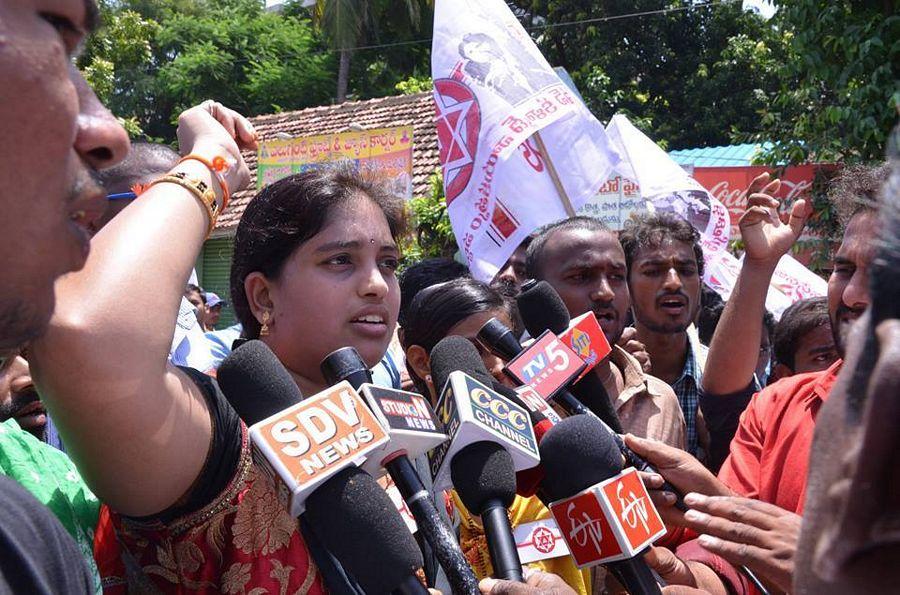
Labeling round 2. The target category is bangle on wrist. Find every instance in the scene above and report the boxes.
[177,154,231,209]
[149,171,221,238]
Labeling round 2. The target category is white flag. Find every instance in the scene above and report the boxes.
[606,114,733,259]
[432,0,620,280]
[606,114,825,317]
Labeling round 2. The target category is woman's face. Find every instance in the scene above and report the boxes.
[445,308,514,386]
[265,196,400,388]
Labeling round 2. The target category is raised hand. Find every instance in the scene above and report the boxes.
[739,172,811,266]
[176,100,257,196]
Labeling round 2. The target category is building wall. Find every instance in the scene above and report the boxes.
[198,236,236,329]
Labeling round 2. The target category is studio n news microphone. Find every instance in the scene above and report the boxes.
[516,280,686,510]
[428,336,542,582]
[321,347,480,595]
[217,341,428,595]
[541,415,666,595]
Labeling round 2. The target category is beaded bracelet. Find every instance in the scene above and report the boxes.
[177,154,231,208]
[149,171,220,237]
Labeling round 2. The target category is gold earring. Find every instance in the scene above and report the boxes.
[259,311,271,337]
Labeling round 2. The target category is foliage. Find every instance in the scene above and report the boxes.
[309,0,433,102]
[78,0,335,140]
[751,1,899,164]
[395,75,433,95]
[509,0,785,149]
[401,169,458,266]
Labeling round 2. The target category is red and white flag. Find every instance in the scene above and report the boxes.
[432,0,620,280]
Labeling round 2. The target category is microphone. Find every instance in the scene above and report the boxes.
[321,347,481,595]
[516,279,621,431]
[488,380,553,497]
[514,280,687,510]
[218,341,428,594]
[540,415,666,595]
[477,317,598,421]
[429,336,541,582]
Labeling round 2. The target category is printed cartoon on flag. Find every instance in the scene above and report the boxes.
[432,0,619,281]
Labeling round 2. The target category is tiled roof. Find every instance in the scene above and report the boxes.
[214,91,439,234]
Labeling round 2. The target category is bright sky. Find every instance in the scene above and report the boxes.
[743,0,776,19]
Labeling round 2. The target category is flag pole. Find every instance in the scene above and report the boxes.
[532,130,576,217]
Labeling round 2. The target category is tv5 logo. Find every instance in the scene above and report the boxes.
[505,330,585,400]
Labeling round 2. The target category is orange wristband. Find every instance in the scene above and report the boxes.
[178,154,231,209]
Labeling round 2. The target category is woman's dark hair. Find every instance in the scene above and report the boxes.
[230,168,406,338]
[400,277,511,395]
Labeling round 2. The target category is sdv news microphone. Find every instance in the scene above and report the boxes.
[541,415,665,595]
[428,336,541,582]
[217,341,428,595]
[515,279,687,510]
[321,347,480,595]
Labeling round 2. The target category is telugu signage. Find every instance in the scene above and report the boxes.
[256,126,414,199]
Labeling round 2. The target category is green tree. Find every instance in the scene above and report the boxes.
[509,1,785,149]
[402,169,457,265]
[79,0,335,140]
[751,0,899,164]
[309,0,431,103]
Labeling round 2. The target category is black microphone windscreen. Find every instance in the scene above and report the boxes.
[517,280,570,337]
[450,441,517,512]
[320,346,372,390]
[429,335,492,395]
[217,340,302,425]
[305,466,424,593]
[539,415,623,501]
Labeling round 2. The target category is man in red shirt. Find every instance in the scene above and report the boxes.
[628,165,888,594]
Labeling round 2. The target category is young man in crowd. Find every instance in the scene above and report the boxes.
[526,217,686,448]
[795,134,900,594]
[0,0,131,589]
[204,292,226,329]
[770,296,838,382]
[491,234,532,297]
[619,212,708,458]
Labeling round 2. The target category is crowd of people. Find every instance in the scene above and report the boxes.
[1,1,898,594]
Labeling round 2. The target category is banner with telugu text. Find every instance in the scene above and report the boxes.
[432,0,620,281]
[256,126,414,200]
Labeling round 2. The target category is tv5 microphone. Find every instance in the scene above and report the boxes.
[217,341,428,595]
[477,317,599,422]
[541,415,666,595]
[429,336,542,582]
[516,279,621,432]
[516,280,687,511]
[321,347,480,595]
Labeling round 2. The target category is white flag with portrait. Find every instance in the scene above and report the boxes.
[432,0,620,281]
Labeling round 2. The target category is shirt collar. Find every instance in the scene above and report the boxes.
[812,359,843,403]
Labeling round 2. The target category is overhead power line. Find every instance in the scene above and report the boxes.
[340,0,743,53]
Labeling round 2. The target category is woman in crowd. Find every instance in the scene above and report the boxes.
[399,277,591,594]
[29,102,405,592]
